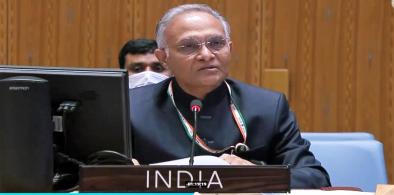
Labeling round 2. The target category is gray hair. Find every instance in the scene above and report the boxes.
[155,4,231,49]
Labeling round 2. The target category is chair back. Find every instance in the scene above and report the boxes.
[309,140,387,192]
[302,132,374,141]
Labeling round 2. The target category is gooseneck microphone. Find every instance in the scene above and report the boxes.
[189,99,202,166]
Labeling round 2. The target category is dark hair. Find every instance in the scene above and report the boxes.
[118,39,158,69]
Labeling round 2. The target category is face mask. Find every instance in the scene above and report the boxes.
[129,71,169,89]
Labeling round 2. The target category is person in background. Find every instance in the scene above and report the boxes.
[118,39,171,89]
[129,4,331,189]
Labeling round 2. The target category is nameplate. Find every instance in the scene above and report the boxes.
[79,165,290,193]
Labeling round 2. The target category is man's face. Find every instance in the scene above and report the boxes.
[124,53,171,76]
[157,11,232,90]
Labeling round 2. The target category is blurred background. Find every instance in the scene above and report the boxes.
[0,0,392,183]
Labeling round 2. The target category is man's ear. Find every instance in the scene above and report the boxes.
[228,41,233,52]
[155,48,169,69]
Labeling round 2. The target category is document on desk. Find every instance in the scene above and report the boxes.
[261,189,375,195]
[201,190,374,195]
[150,155,229,165]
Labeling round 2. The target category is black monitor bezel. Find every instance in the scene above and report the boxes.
[0,65,132,161]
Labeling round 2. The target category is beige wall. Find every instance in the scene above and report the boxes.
[0,0,393,183]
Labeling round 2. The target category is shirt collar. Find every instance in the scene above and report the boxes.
[172,78,228,111]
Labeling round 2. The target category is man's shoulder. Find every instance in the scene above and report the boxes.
[130,78,170,95]
[129,78,170,105]
[226,78,288,124]
[226,78,283,101]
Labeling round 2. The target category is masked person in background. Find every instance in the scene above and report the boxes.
[118,39,171,89]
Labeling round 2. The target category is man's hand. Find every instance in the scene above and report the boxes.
[219,153,254,165]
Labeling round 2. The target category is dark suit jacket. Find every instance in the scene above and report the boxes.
[129,78,331,188]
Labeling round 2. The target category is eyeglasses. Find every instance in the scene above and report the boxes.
[176,36,229,55]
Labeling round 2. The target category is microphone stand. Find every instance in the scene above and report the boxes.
[189,99,202,166]
[189,110,198,166]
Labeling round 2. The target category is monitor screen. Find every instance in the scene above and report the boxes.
[0,65,132,162]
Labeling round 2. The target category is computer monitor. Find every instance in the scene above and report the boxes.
[0,65,132,162]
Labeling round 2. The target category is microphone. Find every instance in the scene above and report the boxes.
[189,99,202,166]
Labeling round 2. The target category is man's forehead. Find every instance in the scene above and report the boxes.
[166,11,225,42]
[125,53,158,63]
[181,12,211,23]
[169,11,221,27]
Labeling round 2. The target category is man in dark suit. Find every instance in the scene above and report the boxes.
[129,4,331,188]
